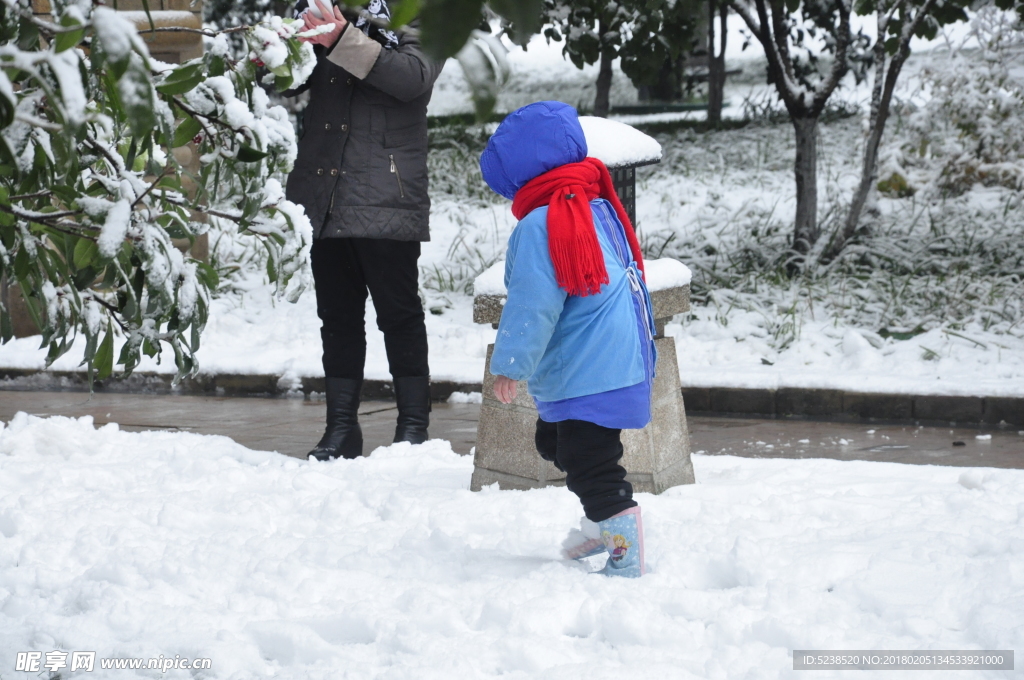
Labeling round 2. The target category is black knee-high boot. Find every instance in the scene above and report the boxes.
[393,376,430,444]
[308,378,364,460]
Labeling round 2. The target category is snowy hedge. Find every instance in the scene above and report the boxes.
[906,7,1024,195]
[0,0,317,382]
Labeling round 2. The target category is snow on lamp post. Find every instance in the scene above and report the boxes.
[470,118,696,494]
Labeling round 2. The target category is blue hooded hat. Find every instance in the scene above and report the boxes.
[479,101,589,200]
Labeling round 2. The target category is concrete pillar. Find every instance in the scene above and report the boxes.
[33,0,206,63]
[470,261,696,494]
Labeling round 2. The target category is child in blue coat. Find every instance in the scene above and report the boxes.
[479,101,656,577]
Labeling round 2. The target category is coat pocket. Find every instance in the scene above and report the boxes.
[384,124,424,149]
[381,123,426,205]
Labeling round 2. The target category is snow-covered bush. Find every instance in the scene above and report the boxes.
[421,124,505,302]
[907,7,1024,195]
[641,117,1024,352]
[0,0,317,381]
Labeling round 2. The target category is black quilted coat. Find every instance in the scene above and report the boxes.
[284,24,443,241]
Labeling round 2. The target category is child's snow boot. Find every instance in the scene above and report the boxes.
[596,506,645,578]
[561,517,606,560]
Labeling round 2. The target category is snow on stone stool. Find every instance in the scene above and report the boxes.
[471,258,695,493]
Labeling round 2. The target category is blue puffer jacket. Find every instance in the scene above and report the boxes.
[480,102,656,425]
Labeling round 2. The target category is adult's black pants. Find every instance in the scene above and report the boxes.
[310,237,429,380]
[535,418,637,522]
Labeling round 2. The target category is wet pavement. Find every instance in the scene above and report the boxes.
[1,390,1022,468]
[686,416,1024,469]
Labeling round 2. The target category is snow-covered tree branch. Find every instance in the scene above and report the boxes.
[0,0,316,383]
[541,0,699,117]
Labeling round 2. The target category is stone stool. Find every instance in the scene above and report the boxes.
[470,258,696,494]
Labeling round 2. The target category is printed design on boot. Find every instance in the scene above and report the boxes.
[561,518,606,560]
[602,531,631,564]
[595,507,644,577]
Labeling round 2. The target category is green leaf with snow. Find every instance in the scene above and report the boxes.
[95,324,114,380]
[54,10,85,53]
[0,1,322,385]
[0,114,12,149]
[237,144,268,163]
[120,59,157,137]
[73,238,99,270]
[172,116,203,148]
[156,62,205,96]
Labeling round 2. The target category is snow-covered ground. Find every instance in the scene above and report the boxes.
[3,20,1022,399]
[5,248,1021,398]
[642,115,1024,398]
[0,413,1020,679]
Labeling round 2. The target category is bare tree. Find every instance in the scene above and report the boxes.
[826,0,970,258]
[728,0,868,259]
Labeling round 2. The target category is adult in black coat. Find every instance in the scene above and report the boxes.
[287,0,443,460]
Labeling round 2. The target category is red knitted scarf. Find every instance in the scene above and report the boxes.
[511,157,645,297]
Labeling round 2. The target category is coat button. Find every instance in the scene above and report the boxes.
[330,76,337,83]
[340,124,349,131]
[316,168,324,175]
[347,78,353,85]
[330,168,339,176]
[324,123,332,130]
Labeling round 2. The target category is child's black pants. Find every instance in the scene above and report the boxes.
[535,418,637,522]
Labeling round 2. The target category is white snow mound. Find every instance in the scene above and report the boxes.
[1,413,1021,678]
[580,116,662,167]
[644,258,692,290]
[473,259,506,296]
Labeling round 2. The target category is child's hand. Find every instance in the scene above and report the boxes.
[493,375,517,404]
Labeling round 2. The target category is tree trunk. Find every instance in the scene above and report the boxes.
[829,32,911,258]
[826,1,936,260]
[594,48,613,117]
[706,0,727,125]
[837,88,885,254]
[831,11,887,258]
[792,116,819,257]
